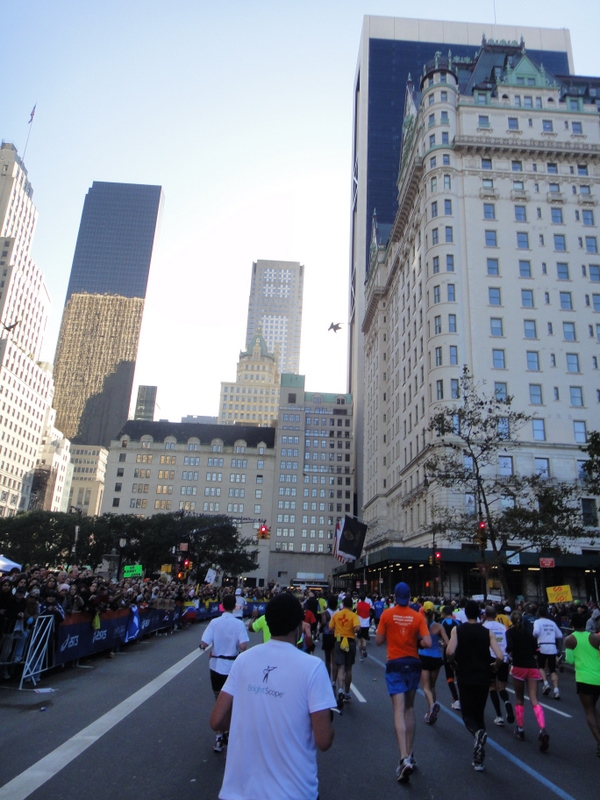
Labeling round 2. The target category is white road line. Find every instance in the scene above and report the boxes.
[349,682,367,702]
[0,648,203,800]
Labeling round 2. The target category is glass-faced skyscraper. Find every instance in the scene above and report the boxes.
[245,259,304,375]
[53,181,162,447]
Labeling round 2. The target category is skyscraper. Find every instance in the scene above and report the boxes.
[0,142,54,515]
[245,259,304,375]
[350,16,573,510]
[53,181,162,447]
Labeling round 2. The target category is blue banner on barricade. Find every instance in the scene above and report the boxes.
[55,605,185,664]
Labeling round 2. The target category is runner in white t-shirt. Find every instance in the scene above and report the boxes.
[210,593,334,800]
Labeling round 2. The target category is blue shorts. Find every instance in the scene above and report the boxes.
[385,657,422,695]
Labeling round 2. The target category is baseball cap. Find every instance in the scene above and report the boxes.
[422,601,436,613]
[235,588,242,595]
[394,582,411,606]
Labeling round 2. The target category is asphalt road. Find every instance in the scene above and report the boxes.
[0,623,597,800]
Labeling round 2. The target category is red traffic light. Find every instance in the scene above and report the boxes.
[434,551,441,560]
[258,524,270,539]
[478,520,487,530]
[183,559,190,568]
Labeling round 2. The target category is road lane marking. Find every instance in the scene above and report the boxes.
[349,682,367,702]
[507,687,572,718]
[0,648,203,800]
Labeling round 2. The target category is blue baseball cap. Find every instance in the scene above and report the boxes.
[394,582,411,606]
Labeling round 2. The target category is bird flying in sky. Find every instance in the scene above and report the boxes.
[328,322,342,333]
[2,320,20,332]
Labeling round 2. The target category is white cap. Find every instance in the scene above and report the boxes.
[235,588,242,595]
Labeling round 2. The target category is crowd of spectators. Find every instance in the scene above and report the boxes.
[2,562,598,682]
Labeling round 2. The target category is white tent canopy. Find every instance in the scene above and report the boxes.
[0,555,22,573]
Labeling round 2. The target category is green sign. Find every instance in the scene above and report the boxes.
[123,564,143,578]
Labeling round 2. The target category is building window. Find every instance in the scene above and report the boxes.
[432,228,439,245]
[586,237,598,254]
[521,289,534,307]
[487,258,499,276]
[448,314,457,333]
[566,353,580,373]
[574,421,587,443]
[492,349,505,368]
[529,384,543,404]
[542,119,553,133]
[547,162,558,174]
[526,351,540,371]
[490,317,503,337]
[484,203,495,220]
[481,157,492,170]
[551,207,563,225]
[517,232,529,249]
[436,380,444,399]
[489,287,501,305]
[519,260,532,278]
[446,254,454,272]
[508,117,519,130]
[535,458,550,478]
[570,386,584,407]
[447,284,456,302]
[532,419,546,441]
[435,347,443,366]
[479,114,490,127]
[444,199,452,215]
[499,455,513,475]
[431,201,438,218]
[563,322,576,341]
[583,210,595,227]
[514,205,527,222]
[451,379,459,398]
[582,498,598,526]
[485,230,497,247]
[445,226,453,243]
[554,234,566,252]
[495,382,508,400]
[556,262,569,280]
[559,292,573,310]
[524,320,537,339]
[433,285,440,304]
[449,345,458,365]
[434,315,442,334]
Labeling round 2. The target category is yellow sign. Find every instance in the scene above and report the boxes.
[161,564,172,574]
[546,585,573,603]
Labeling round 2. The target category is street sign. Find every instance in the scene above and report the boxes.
[539,557,555,568]
[123,564,143,578]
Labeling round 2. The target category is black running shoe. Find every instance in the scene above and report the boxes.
[505,701,515,724]
[337,690,345,711]
[396,758,413,784]
[539,729,550,752]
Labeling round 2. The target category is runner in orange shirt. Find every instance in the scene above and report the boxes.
[376,582,431,785]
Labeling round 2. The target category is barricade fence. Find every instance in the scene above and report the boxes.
[1,600,267,690]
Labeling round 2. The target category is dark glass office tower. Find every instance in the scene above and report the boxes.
[53,182,162,447]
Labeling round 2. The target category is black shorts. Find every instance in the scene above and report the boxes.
[420,656,443,672]
[210,669,229,694]
[357,627,370,640]
[493,661,509,683]
[576,681,600,700]
[537,652,557,674]
[321,632,335,652]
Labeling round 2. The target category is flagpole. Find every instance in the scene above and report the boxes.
[22,104,37,162]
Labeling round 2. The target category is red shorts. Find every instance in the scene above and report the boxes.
[511,665,542,682]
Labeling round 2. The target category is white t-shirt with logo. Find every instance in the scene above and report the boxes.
[219,639,333,800]
[201,613,249,676]
[533,618,563,654]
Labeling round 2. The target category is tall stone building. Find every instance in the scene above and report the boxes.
[349,16,573,511]
[53,181,162,447]
[0,143,54,515]
[359,38,600,599]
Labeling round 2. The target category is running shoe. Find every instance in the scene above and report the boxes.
[553,688,560,700]
[514,727,526,741]
[213,735,225,753]
[424,711,431,724]
[337,690,345,711]
[362,647,367,659]
[473,729,487,764]
[494,716,505,726]
[396,758,413,784]
[472,761,485,772]
[429,702,440,725]
[542,683,551,696]
[345,692,352,702]
[451,699,461,710]
[409,754,417,770]
[539,729,550,752]
[505,701,515,724]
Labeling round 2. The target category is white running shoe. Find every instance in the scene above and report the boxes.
[451,700,461,710]
[494,716,505,726]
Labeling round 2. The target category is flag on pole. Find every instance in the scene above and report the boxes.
[333,519,346,563]
[28,105,36,124]
[335,515,368,562]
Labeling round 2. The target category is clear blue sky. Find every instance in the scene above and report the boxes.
[3,1,599,422]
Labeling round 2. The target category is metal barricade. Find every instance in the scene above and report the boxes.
[18,615,55,690]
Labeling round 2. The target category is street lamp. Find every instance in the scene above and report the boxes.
[69,506,82,559]
[117,536,127,581]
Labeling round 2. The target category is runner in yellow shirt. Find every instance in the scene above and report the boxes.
[329,595,360,709]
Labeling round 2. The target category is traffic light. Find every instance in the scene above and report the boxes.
[258,524,270,539]
[476,520,487,546]
[428,555,433,565]
[434,551,442,562]
[183,559,190,569]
